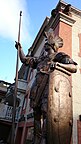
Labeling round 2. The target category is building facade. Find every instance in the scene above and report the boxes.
[0,79,27,143]
[0,80,12,143]
[15,1,81,144]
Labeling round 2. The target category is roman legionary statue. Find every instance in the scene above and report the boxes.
[15,29,77,144]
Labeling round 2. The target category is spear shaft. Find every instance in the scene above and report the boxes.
[11,11,22,144]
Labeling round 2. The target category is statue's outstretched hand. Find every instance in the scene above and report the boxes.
[15,41,22,50]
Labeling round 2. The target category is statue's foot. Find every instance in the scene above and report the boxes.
[40,138,46,144]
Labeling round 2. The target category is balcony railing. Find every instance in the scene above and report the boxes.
[0,103,20,122]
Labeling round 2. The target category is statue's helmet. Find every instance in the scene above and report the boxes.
[44,29,63,52]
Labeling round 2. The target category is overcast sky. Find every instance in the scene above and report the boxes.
[0,0,81,83]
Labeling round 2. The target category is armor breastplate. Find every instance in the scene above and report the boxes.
[37,56,51,74]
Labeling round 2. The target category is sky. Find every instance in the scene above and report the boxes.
[0,0,81,83]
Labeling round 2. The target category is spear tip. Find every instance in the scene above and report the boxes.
[20,11,22,16]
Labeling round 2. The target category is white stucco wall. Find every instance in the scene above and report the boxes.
[72,14,81,144]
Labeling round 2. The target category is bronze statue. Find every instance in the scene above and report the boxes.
[15,29,77,144]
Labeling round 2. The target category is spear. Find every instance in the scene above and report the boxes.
[11,11,22,144]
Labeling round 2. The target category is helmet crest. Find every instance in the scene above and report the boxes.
[44,29,63,51]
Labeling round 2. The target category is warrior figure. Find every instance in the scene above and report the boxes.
[15,29,77,144]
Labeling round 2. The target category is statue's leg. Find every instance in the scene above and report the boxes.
[33,107,41,144]
[40,84,48,144]
[40,110,47,144]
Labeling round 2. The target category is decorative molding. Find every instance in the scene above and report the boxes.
[58,0,81,17]
[51,12,76,30]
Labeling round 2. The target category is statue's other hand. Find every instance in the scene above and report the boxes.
[50,62,56,71]
[15,41,22,50]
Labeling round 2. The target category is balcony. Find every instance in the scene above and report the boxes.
[0,79,27,123]
[0,103,20,122]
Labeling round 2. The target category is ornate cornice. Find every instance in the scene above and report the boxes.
[50,11,76,30]
[57,0,81,17]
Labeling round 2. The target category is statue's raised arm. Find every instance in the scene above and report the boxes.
[15,42,38,69]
